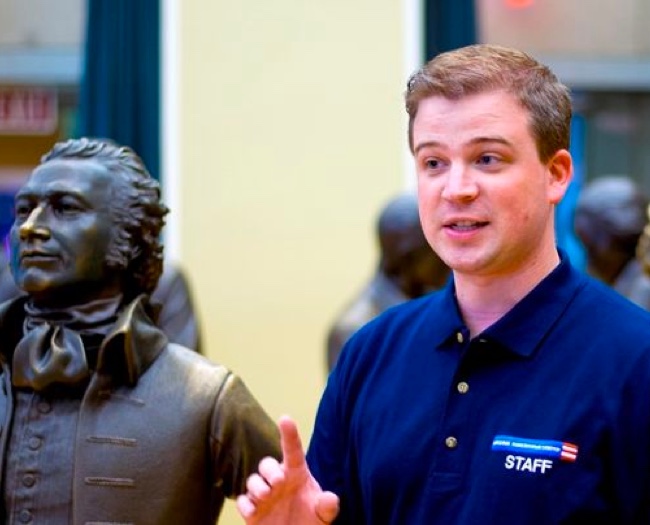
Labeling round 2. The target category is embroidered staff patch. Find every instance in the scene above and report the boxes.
[492,435,578,462]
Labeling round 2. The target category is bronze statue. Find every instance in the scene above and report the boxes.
[2,137,280,524]
[574,175,650,308]
[326,192,450,371]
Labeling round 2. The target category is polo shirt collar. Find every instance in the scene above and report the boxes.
[432,250,584,358]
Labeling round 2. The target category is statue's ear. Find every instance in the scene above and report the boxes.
[105,232,136,272]
[129,245,142,262]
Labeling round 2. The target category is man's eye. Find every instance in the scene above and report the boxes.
[425,159,441,169]
[477,154,498,166]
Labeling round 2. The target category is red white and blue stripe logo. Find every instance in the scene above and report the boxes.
[492,435,579,463]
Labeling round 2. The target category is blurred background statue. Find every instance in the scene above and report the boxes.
[574,175,650,309]
[0,249,22,304]
[632,204,650,306]
[326,192,450,372]
[150,263,202,352]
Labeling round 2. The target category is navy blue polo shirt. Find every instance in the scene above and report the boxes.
[307,253,650,524]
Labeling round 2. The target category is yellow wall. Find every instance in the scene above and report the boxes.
[178,2,407,522]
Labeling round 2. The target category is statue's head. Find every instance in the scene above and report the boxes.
[574,176,648,284]
[10,137,169,308]
[377,192,449,297]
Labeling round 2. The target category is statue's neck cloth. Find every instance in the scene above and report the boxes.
[12,295,123,391]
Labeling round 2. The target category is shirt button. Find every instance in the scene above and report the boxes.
[445,436,458,449]
[22,474,36,487]
[18,509,32,523]
[456,332,464,343]
[36,401,51,414]
[457,381,469,394]
[28,437,42,450]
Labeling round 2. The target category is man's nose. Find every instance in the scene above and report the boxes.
[18,206,51,241]
[441,164,478,202]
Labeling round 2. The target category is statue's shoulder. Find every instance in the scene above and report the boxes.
[158,342,230,388]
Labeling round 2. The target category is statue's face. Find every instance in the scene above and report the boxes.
[10,159,121,307]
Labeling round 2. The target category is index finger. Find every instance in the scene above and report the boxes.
[278,415,307,470]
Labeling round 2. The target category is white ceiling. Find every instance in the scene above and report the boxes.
[0,0,84,47]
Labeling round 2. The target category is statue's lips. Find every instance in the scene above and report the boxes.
[20,251,59,264]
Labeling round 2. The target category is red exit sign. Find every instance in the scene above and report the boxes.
[0,87,58,135]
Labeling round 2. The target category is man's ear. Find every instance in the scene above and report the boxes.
[547,149,573,205]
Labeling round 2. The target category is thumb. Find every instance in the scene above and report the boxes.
[315,490,340,523]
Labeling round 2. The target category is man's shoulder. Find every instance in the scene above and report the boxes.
[570,274,650,343]
[338,291,445,362]
[579,273,650,320]
[362,290,445,330]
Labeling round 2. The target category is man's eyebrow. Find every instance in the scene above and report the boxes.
[468,136,513,148]
[413,136,514,155]
[413,140,443,155]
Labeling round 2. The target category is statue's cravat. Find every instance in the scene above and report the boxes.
[11,296,122,391]
[12,323,89,391]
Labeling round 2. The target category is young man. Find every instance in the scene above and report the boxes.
[237,44,650,524]
[3,137,280,524]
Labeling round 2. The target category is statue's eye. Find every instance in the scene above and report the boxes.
[14,201,32,220]
[54,198,84,215]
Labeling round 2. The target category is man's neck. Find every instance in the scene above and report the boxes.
[454,250,561,337]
